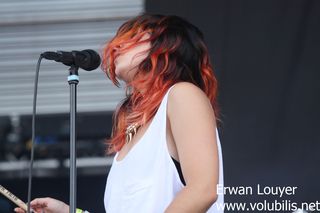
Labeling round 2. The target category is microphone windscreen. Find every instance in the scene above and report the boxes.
[79,49,101,71]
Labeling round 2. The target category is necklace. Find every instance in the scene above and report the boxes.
[125,122,141,143]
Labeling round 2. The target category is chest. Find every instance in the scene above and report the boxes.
[116,114,179,162]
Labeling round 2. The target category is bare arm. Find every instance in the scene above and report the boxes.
[165,82,219,213]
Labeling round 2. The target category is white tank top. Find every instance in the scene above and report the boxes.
[104,84,224,213]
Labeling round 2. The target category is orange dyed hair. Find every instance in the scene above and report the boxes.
[101,13,219,154]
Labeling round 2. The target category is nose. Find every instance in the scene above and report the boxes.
[114,44,123,51]
[114,44,125,58]
[113,45,121,59]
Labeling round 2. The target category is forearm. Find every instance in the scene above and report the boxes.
[164,186,216,213]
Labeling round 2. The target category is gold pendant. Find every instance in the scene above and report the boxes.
[125,123,140,143]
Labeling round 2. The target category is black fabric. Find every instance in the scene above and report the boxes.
[171,156,186,186]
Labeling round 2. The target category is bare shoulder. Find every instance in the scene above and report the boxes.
[170,81,206,96]
[168,82,214,119]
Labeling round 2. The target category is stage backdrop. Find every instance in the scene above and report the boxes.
[146,0,320,206]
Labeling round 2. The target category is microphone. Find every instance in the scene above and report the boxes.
[41,49,101,71]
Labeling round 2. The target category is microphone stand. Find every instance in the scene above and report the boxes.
[68,65,79,213]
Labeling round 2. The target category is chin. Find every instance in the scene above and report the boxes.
[115,67,122,77]
[115,69,125,81]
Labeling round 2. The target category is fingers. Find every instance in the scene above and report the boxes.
[14,207,39,213]
[14,207,25,213]
[30,197,50,208]
[14,197,50,213]
[15,197,62,213]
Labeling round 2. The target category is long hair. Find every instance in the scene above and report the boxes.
[101,13,219,154]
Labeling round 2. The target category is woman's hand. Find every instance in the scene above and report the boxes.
[14,197,69,213]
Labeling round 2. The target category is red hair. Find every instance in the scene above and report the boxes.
[101,13,219,154]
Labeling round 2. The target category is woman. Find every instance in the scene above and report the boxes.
[15,13,224,213]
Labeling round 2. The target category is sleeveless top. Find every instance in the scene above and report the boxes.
[104,84,224,213]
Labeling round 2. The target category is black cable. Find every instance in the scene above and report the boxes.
[27,55,43,213]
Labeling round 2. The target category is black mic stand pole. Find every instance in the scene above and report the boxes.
[68,65,79,213]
